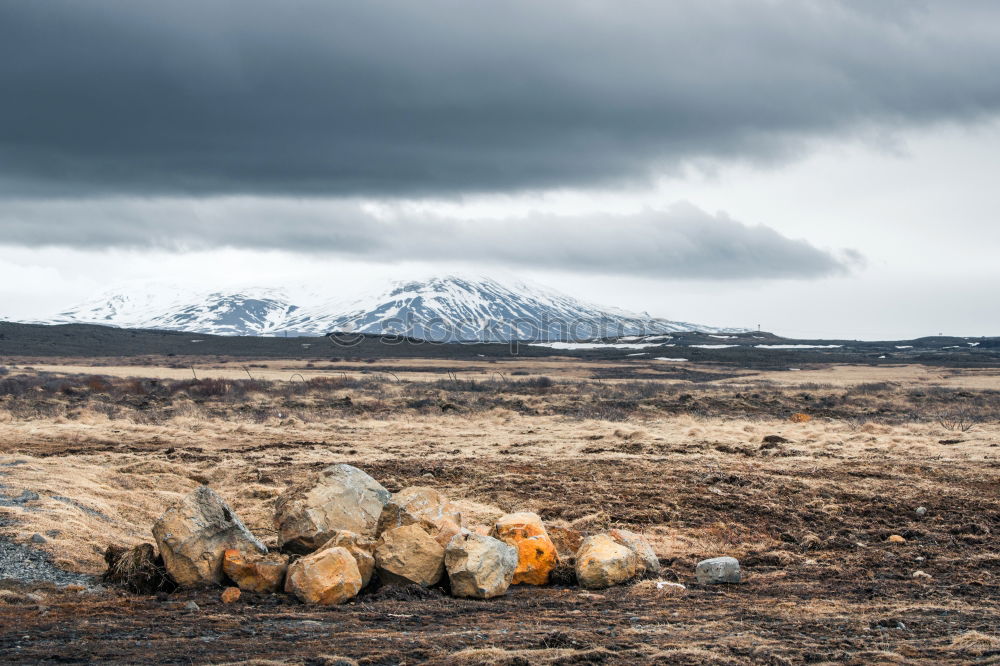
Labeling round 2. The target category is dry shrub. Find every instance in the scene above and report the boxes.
[102,543,175,594]
[949,631,1000,653]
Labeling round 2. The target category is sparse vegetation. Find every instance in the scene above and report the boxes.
[1,358,999,663]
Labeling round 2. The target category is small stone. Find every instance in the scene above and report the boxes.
[887,535,906,544]
[695,557,741,584]
[915,507,927,516]
[912,570,932,580]
[29,534,46,544]
[220,587,241,603]
[184,601,200,612]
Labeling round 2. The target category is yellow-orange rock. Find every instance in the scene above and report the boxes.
[790,413,812,423]
[575,534,641,589]
[284,546,362,605]
[317,531,376,588]
[491,512,558,585]
[220,587,241,604]
[375,523,445,587]
[887,534,906,544]
[223,549,289,593]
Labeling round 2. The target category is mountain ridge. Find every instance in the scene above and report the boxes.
[39,275,744,341]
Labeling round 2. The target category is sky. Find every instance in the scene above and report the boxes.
[1,0,998,339]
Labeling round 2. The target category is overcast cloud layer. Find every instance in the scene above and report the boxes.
[0,199,853,279]
[2,0,999,197]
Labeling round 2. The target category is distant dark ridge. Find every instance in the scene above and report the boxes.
[0,321,997,369]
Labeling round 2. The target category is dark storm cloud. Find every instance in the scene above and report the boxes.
[0,198,856,279]
[0,0,999,196]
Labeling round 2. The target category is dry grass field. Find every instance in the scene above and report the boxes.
[1,358,998,664]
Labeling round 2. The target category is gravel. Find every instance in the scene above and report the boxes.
[0,473,95,587]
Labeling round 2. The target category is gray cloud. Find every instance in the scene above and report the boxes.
[0,198,856,279]
[0,1,999,197]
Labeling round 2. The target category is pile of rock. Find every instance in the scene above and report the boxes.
[114,464,736,605]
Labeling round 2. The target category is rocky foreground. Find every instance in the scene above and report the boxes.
[108,464,727,606]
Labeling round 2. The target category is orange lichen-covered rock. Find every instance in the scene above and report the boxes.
[284,546,362,605]
[790,413,812,423]
[576,534,641,589]
[491,512,558,585]
[223,549,288,594]
[220,587,241,604]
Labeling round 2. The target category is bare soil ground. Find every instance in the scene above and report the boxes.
[0,360,998,664]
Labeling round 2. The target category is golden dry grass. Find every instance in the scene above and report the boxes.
[1,359,998,663]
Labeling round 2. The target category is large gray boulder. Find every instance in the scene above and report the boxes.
[445,531,517,599]
[152,486,266,587]
[274,464,390,553]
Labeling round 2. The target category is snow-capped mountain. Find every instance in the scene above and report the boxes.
[49,286,298,336]
[42,275,742,341]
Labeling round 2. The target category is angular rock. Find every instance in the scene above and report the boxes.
[318,531,376,588]
[609,528,660,576]
[222,549,289,594]
[695,556,741,584]
[491,512,558,585]
[377,486,462,547]
[375,523,445,587]
[220,586,241,603]
[284,546,363,605]
[152,486,266,587]
[575,534,641,589]
[445,532,517,599]
[274,464,390,553]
